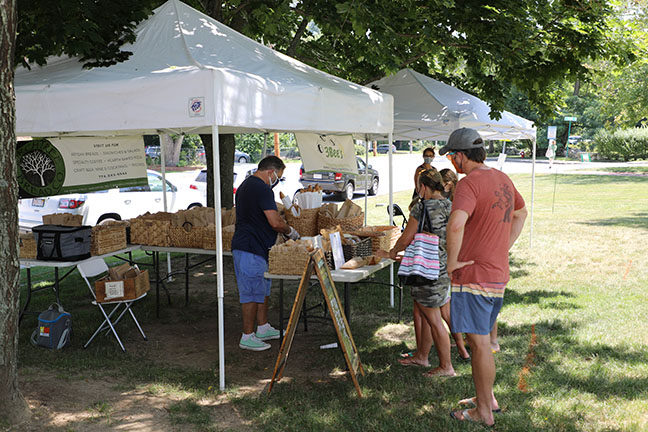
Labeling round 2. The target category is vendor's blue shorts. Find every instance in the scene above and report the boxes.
[450,283,504,335]
[232,249,271,304]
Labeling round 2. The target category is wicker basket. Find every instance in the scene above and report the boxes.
[129,212,173,246]
[268,245,311,275]
[168,225,197,248]
[19,233,37,259]
[317,211,364,232]
[42,213,83,226]
[342,237,373,260]
[91,222,128,255]
[364,226,401,253]
[202,225,235,251]
[285,207,319,237]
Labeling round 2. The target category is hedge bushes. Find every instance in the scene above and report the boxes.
[594,127,648,161]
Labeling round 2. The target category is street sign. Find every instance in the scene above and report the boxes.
[564,116,577,122]
[547,126,557,139]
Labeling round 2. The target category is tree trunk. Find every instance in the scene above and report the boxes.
[0,0,30,423]
[573,79,580,97]
[200,133,235,209]
[159,133,183,167]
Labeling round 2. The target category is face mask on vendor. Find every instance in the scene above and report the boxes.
[270,170,280,189]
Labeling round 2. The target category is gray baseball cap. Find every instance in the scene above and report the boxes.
[439,128,484,155]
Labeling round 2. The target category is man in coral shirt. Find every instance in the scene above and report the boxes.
[440,128,528,427]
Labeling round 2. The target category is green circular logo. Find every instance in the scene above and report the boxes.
[17,140,66,198]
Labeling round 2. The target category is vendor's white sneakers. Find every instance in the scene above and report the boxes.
[239,334,271,351]
[256,325,281,341]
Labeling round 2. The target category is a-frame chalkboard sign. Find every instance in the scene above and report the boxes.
[268,249,365,397]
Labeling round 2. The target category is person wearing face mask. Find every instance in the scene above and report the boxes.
[232,156,300,351]
[412,147,436,200]
[440,128,527,427]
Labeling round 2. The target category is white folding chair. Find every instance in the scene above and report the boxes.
[77,258,147,352]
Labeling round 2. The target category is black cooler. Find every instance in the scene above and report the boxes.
[32,224,92,261]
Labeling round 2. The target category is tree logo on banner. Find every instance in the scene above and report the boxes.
[316,135,344,159]
[17,140,66,198]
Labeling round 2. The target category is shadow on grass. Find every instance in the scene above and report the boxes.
[503,288,577,309]
[17,253,648,432]
[510,254,534,280]
[233,317,648,431]
[578,212,648,230]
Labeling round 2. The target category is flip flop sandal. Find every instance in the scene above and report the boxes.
[449,409,494,427]
[397,357,430,367]
[459,397,502,413]
[457,354,471,363]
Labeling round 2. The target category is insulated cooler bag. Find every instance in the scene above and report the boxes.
[30,303,72,350]
[32,224,92,261]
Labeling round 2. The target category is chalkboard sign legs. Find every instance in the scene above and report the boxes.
[268,250,365,397]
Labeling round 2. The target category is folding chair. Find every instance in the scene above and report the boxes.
[77,258,147,352]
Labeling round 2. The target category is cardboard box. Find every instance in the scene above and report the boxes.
[95,268,150,303]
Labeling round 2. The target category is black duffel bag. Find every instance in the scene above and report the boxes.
[32,224,92,261]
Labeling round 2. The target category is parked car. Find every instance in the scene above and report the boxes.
[504,146,520,155]
[376,143,396,154]
[235,150,250,164]
[299,156,379,200]
[190,169,238,197]
[19,170,205,231]
[145,146,161,158]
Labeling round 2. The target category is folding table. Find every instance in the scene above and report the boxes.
[19,245,141,323]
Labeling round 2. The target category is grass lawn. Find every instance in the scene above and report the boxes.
[13,172,648,431]
[584,166,648,174]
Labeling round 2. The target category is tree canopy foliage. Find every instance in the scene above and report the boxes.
[15,0,157,68]
[14,0,629,122]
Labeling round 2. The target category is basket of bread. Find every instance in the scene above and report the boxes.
[129,211,174,246]
[268,238,315,275]
[283,186,323,237]
[319,225,379,270]
[345,225,401,253]
[318,199,364,232]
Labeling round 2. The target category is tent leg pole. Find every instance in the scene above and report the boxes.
[159,132,173,279]
[388,133,394,308]
[530,138,536,249]
[212,125,226,391]
[364,136,369,226]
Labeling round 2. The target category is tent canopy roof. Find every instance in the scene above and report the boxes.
[16,0,392,137]
[369,68,535,141]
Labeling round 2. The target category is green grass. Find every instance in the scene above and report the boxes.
[15,172,648,431]
[583,166,648,174]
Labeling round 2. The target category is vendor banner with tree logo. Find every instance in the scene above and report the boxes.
[17,136,148,198]
[295,133,358,174]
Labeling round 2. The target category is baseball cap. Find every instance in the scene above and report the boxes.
[438,128,484,155]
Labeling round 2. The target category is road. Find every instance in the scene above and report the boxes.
[167,153,648,203]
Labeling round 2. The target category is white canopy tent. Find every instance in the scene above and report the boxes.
[369,68,538,247]
[368,68,536,141]
[15,0,393,390]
